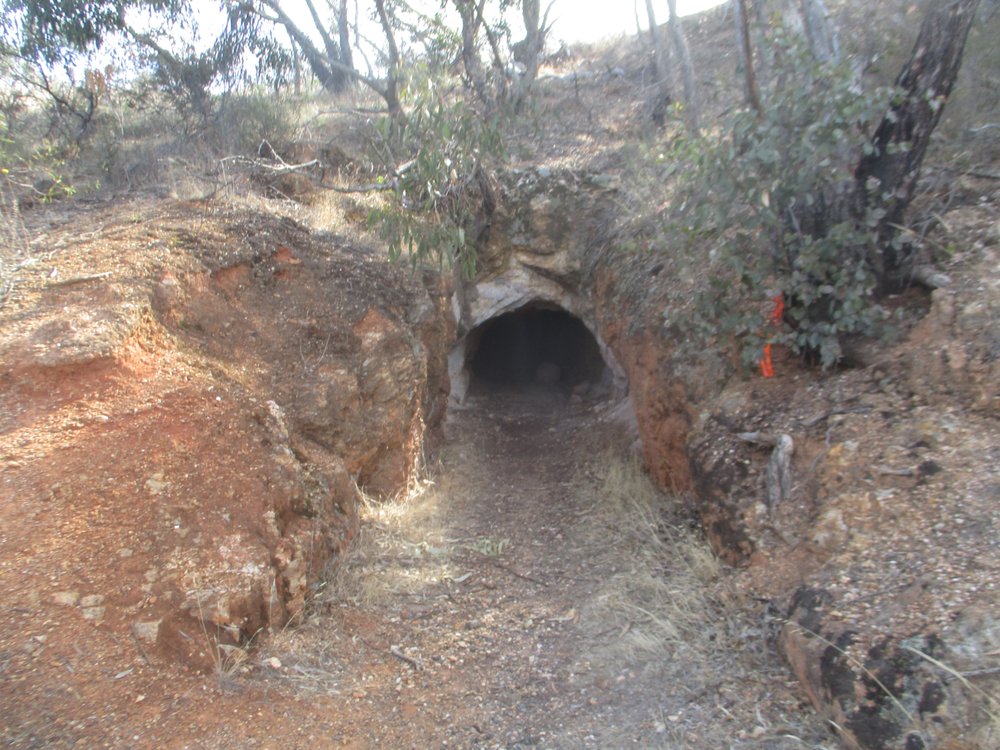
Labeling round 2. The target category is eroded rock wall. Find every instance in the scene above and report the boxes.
[0,203,451,669]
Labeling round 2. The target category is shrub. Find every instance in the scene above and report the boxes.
[666,28,898,368]
[366,64,507,278]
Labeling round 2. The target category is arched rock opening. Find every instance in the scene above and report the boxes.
[448,298,627,405]
[465,303,608,394]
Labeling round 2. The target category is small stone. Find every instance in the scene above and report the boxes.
[145,475,169,495]
[52,591,80,606]
[82,606,106,622]
[266,657,282,670]
[80,594,104,608]
[118,548,134,558]
[132,620,161,643]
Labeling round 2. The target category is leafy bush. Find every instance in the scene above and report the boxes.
[366,64,507,278]
[666,29,899,368]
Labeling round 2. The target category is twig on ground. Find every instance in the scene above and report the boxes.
[389,644,422,671]
[46,271,112,287]
[467,551,549,587]
[875,466,915,477]
[802,406,872,428]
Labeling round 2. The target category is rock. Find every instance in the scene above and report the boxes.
[82,606,106,622]
[51,591,80,606]
[132,620,161,643]
[80,594,105,608]
[145,474,169,495]
[781,587,990,749]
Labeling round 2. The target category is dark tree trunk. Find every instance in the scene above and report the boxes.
[337,0,353,72]
[455,0,489,104]
[734,0,762,114]
[855,0,981,294]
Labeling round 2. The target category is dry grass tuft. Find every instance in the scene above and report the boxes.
[574,453,726,667]
[0,181,29,307]
[316,475,458,609]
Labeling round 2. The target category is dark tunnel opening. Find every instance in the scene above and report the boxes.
[465,304,610,395]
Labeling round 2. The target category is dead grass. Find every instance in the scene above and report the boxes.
[0,181,28,307]
[546,452,836,748]
[316,475,458,609]
[572,452,726,667]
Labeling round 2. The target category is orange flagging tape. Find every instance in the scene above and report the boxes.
[759,294,784,377]
[760,342,774,378]
[769,294,784,325]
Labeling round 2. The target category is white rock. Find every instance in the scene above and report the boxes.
[82,606,106,622]
[52,591,80,606]
[132,620,161,643]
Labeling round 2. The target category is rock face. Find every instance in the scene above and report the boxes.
[0,204,451,669]
[678,311,1000,746]
[448,168,630,409]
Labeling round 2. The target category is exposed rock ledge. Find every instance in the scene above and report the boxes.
[0,203,451,668]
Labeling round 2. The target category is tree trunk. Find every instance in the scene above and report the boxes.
[337,0,353,72]
[798,0,840,64]
[302,0,351,91]
[855,0,981,293]
[644,0,671,124]
[291,37,301,95]
[734,0,761,114]
[666,0,698,131]
[373,0,403,119]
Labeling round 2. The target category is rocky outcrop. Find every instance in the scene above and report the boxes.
[449,168,630,406]
[681,351,1000,748]
[0,204,451,670]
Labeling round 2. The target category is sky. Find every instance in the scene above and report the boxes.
[189,0,729,50]
[545,0,727,43]
[129,0,729,80]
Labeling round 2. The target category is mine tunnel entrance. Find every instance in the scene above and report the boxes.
[463,303,611,397]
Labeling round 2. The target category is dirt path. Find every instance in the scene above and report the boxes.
[255,390,834,749]
[1,387,834,749]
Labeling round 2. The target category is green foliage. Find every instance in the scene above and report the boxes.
[667,28,898,368]
[367,65,507,277]
[1,0,187,65]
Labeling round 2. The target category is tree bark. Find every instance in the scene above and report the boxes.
[510,0,551,108]
[644,0,671,124]
[643,0,668,86]
[454,0,490,104]
[798,0,840,64]
[666,0,698,131]
[373,0,403,119]
[337,0,353,72]
[855,0,981,293]
[734,0,761,114]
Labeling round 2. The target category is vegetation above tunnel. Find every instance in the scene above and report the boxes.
[1,0,994,370]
